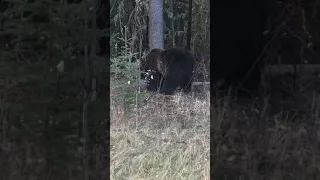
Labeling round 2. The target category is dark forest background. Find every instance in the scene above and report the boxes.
[0,0,108,179]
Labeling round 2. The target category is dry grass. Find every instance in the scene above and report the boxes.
[110,90,210,180]
[111,75,320,179]
[212,77,320,180]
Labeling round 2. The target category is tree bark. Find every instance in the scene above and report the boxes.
[148,0,164,49]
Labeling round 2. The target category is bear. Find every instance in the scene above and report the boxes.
[143,48,195,95]
[144,69,162,92]
[141,48,163,72]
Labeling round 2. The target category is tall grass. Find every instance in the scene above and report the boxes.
[110,89,210,179]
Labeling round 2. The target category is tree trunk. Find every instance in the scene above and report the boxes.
[148,0,164,49]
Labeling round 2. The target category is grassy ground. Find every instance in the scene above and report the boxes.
[110,84,210,180]
[111,75,320,180]
[212,77,320,180]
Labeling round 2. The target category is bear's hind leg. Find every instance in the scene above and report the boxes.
[180,75,192,93]
[159,77,179,95]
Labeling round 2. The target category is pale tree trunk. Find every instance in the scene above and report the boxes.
[148,0,164,49]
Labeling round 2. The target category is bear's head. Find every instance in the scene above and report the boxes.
[142,48,164,71]
[144,48,171,76]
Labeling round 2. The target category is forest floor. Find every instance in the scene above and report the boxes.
[110,85,210,180]
[211,74,320,179]
[211,93,320,179]
[110,75,320,180]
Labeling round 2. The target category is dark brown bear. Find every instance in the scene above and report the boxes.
[144,48,194,95]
